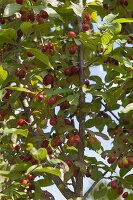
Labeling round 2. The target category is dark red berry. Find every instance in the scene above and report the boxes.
[82,23,89,31]
[27,51,34,57]
[41,140,49,148]
[50,118,57,126]
[64,67,72,76]
[85,12,91,22]
[122,192,128,198]
[18,119,25,126]
[39,10,49,19]
[36,94,44,101]
[48,96,57,106]
[43,74,54,85]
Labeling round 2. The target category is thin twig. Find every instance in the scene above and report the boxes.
[100,100,120,122]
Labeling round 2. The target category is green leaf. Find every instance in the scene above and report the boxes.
[20,22,33,35]
[27,48,52,68]
[124,174,133,184]
[67,94,79,106]
[35,177,53,187]
[91,11,98,22]
[121,103,133,113]
[3,4,22,17]
[5,86,34,94]
[91,169,103,181]
[45,7,60,18]
[0,89,6,100]
[80,33,98,50]
[0,65,8,85]
[15,129,28,137]
[33,166,61,177]
[103,13,119,24]
[70,1,84,17]
[123,57,132,68]
[27,144,47,160]
[0,29,17,45]
[101,33,113,45]
[113,18,133,23]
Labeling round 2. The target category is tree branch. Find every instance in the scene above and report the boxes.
[51,175,76,199]
[74,13,86,197]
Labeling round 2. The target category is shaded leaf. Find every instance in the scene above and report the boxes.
[3,4,21,17]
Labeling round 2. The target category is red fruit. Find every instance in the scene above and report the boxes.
[39,10,49,19]
[67,31,76,38]
[73,135,80,144]
[21,92,29,97]
[20,179,29,185]
[3,89,12,99]
[28,184,35,190]
[118,160,124,168]
[84,80,90,87]
[17,29,23,38]
[122,192,128,198]
[73,129,79,135]
[27,51,34,57]
[113,129,120,135]
[60,101,70,110]
[128,157,133,165]
[119,0,128,6]
[47,48,54,56]
[41,140,49,148]
[54,136,62,146]
[27,174,34,181]
[36,15,44,24]
[47,43,54,50]
[82,23,90,31]
[14,144,21,151]
[21,11,29,21]
[67,137,75,147]
[36,94,44,101]
[41,45,47,52]
[48,96,57,106]
[65,133,71,139]
[107,155,116,164]
[64,119,71,125]
[117,187,123,195]
[71,66,80,73]
[29,12,35,22]
[65,160,73,167]
[20,153,32,161]
[103,4,109,10]
[122,137,128,143]
[30,158,38,165]
[0,18,5,24]
[64,67,72,76]
[18,119,25,126]
[50,118,57,126]
[85,12,91,22]
[16,0,23,4]
[110,180,118,189]
[69,44,77,54]
[47,146,52,155]
[122,157,129,168]
[15,69,26,78]
[43,74,54,86]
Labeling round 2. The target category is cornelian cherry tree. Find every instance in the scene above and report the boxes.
[0,0,133,199]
